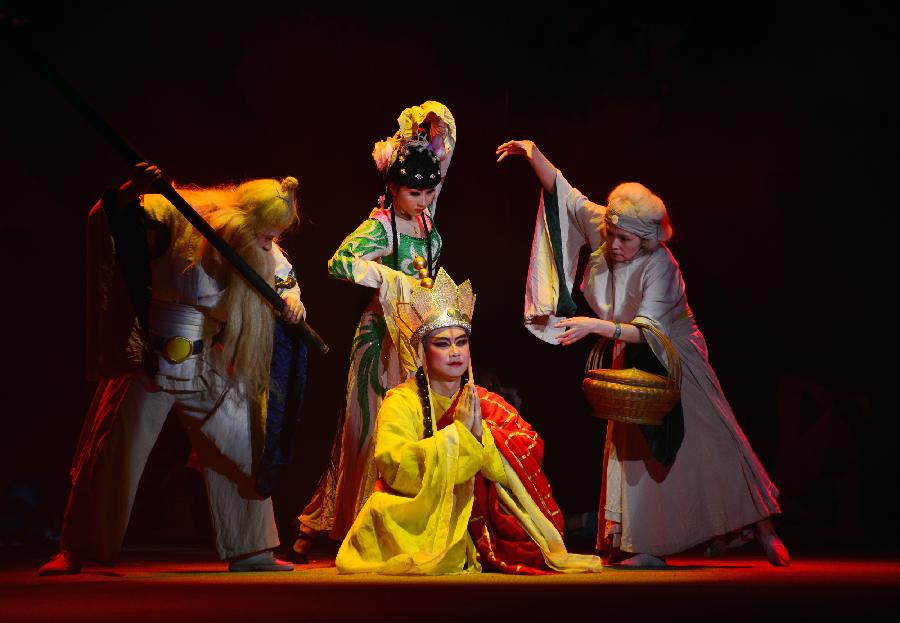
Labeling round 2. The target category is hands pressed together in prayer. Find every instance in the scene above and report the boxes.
[455,382,483,442]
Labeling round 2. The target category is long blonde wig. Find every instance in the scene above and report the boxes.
[180,176,299,397]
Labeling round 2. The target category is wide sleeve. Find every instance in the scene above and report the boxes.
[327,217,398,287]
[491,456,603,573]
[374,388,487,497]
[329,215,421,376]
[478,427,508,486]
[338,381,485,575]
[631,248,686,369]
[524,169,606,344]
[472,387,604,573]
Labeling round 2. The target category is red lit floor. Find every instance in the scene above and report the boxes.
[3,547,899,622]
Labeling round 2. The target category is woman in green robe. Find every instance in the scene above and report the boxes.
[292,101,456,559]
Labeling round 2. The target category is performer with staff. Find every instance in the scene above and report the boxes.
[39,163,306,574]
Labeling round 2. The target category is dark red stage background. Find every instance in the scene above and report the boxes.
[1,3,895,555]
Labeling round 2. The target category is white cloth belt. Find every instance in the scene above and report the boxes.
[150,301,221,340]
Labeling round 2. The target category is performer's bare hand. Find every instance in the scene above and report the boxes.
[496,140,556,191]
[471,390,483,441]
[112,163,162,210]
[496,139,535,163]
[281,292,306,324]
[125,162,162,194]
[455,384,482,442]
[555,316,600,346]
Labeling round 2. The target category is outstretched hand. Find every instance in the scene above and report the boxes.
[555,316,600,346]
[496,139,556,192]
[496,139,535,163]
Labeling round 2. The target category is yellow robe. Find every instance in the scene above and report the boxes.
[336,379,603,575]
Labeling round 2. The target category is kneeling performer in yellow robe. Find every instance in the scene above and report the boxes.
[336,269,602,575]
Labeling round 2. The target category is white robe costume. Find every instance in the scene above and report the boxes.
[63,194,298,562]
[525,170,781,555]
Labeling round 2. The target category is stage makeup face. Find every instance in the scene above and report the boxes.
[389,183,436,221]
[424,326,470,384]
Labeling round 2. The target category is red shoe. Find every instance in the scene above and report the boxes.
[37,551,81,576]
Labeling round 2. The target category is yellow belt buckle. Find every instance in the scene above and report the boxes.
[163,336,194,364]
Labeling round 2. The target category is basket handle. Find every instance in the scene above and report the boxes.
[631,321,681,387]
[585,337,610,375]
[583,320,682,388]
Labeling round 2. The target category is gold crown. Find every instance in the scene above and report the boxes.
[395,268,476,350]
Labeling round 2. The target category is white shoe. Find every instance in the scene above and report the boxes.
[618,553,667,568]
[228,551,294,572]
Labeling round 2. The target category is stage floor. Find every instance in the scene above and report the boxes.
[3,546,899,622]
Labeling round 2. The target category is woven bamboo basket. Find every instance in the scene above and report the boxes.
[582,321,681,426]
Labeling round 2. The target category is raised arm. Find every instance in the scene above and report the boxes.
[106,162,163,214]
[496,140,557,193]
[498,139,606,344]
[430,107,455,205]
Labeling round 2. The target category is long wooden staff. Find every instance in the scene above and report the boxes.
[6,18,329,355]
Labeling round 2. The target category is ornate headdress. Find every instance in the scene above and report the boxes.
[372,101,457,278]
[394,268,475,439]
[395,267,475,351]
[372,101,456,190]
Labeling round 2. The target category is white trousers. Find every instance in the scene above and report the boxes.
[61,367,279,562]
